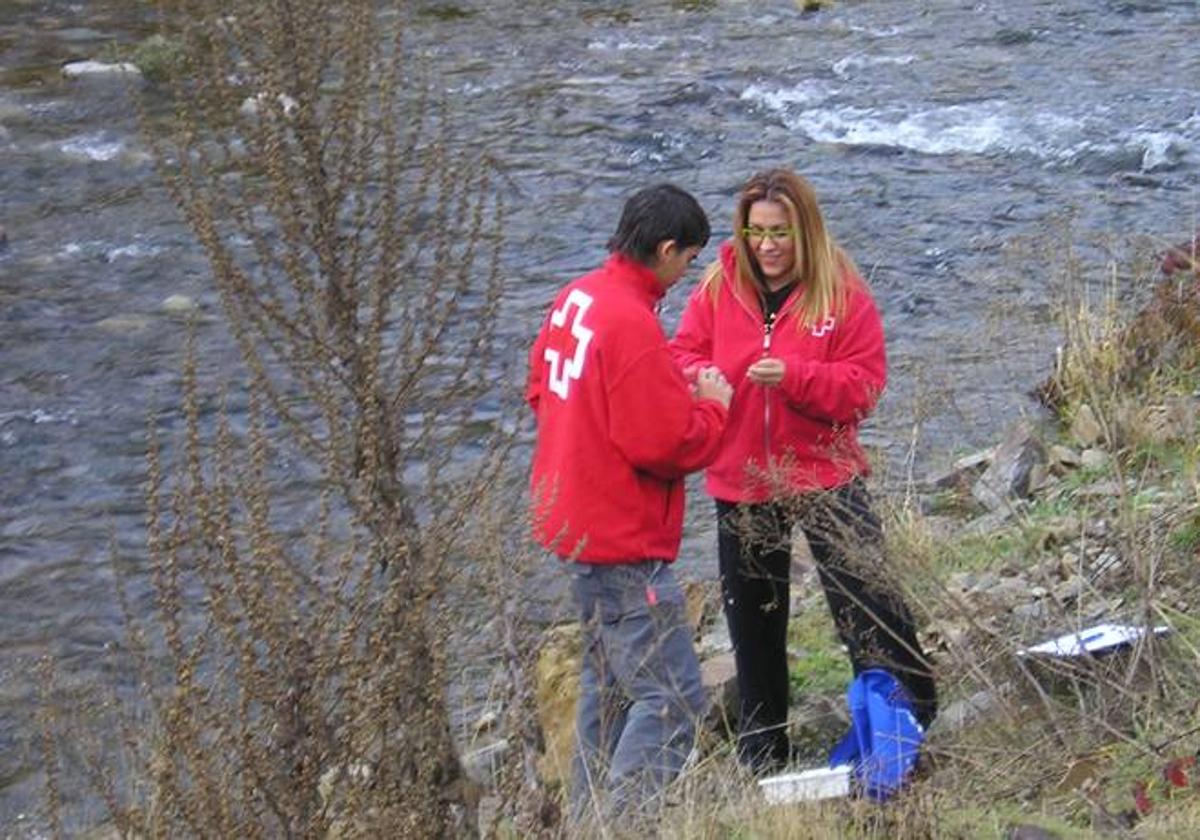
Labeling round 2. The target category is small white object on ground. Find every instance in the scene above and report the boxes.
[758,765,852,804]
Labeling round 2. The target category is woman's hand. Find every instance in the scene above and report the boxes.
[746,357,786,387]
[695,365,733,408]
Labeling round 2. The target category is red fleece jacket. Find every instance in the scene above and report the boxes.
[527,254,728,563]
[669,242,886,502]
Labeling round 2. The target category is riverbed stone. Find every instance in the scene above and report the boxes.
[62,60,142,79]
[96,314,150,334]
[0,100,30,124]
[240,92,299,117]
[161,293,199,315]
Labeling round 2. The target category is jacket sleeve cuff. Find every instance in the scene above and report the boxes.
[781,356,809,404]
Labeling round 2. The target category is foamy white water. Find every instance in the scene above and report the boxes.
[57,133,124,161]
[741,87,1198,172]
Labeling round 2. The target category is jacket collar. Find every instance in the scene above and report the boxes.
[719,240,800,319]
[604,253,665,303]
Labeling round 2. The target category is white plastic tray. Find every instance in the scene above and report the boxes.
[759,765,852,804]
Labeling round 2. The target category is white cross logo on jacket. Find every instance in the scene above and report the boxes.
[544,289,595,400]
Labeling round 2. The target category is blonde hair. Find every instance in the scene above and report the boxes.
[704,168,857,330]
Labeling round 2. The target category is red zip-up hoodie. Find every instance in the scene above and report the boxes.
[526,254,728,563]
[669,242,885,503]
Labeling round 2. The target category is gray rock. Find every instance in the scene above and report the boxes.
[1089,548,1121,582]
[1012,601,1048,622]
[96,314,151,334]
[965,507,1014,534]
[240,92,299,117]
[967,571,1000,595]
[1053,575,1086,603]
[973,420,1046,510]
[928,446,994,491]
[1079,448,1109,470]
[57,28,108,43]
[697,623,731,657]
[161,294,199,315]
[947,571,977,593]
[978,576,1031,610]
[700,651,738,730]
[929,687,1002,736]
[0,101,30,124]
[62,60,141,78]
[1048,444,1081,471]
[1073,479,1124,500]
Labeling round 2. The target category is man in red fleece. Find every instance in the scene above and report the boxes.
[526,184,732,825]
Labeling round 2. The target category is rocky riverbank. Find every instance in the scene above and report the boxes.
[460,258,1200,837]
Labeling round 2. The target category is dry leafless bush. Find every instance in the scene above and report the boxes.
[36,1,550,837]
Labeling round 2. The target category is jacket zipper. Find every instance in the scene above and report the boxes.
[762,311,776,462]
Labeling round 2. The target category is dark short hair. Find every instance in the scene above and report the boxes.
[607,183,711,264]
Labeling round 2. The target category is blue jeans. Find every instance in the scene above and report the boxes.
[569,560,706,825]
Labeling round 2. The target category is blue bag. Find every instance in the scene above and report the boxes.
[827,668,924,801]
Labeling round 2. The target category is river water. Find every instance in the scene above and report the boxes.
[1,0,1197,831]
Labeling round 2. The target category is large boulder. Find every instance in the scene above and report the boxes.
[972,420,1047,511]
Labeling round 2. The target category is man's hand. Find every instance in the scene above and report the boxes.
[746,357,785,387]
[695,365,732,408]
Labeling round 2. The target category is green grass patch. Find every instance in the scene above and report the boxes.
[1168,513,1200,553]
[935,803,1096,840]
[787,605,852,695]
[931,531,1020,577]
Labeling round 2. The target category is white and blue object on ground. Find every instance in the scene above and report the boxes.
[826,668,925,802]
[1016,622,1171,658]
[758,668,924,805]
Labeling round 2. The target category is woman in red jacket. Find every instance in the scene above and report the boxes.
[670,168,936,771]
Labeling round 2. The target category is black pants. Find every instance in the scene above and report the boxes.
[716,480,937,770]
